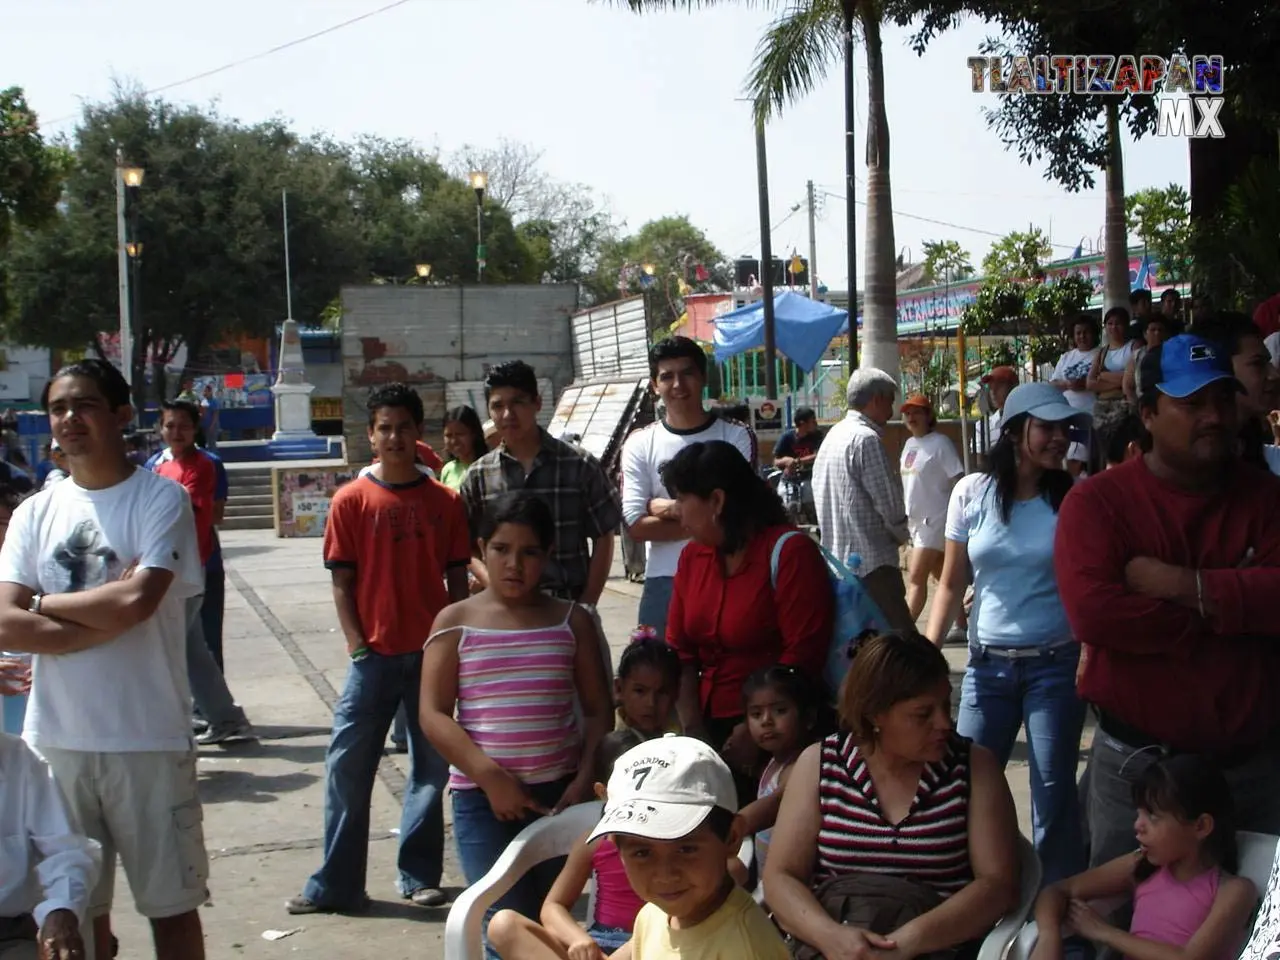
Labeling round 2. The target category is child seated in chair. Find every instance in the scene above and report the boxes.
[1031,755,1256,960]
[490,730,645,959]
[615,632,682,740]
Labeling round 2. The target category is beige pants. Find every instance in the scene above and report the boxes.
[41,748,210,919]
[862,564,917,633]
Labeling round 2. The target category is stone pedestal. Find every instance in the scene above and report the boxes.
[271,318,317,441]
[271,382,316,440]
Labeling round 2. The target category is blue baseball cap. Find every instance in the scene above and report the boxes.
[1001,382,1092,428]
[1142,333,1241,399]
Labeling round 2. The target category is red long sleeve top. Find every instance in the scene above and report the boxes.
[1054,456,1280,754]
[667,524,834,720]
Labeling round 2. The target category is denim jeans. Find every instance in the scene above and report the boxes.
[1,694,25,734]
[956,643,1086,884]
[452,777,572,959]
[186,595,245,728]
[637,575,674,640]
[391,703,408,746]
[304,650,447,906]
[200,551,226,672]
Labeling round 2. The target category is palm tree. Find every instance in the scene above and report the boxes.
[1102,102,1129,312]
[610,0,900,380]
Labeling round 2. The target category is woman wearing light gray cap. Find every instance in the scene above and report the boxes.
[925,381,1090,885]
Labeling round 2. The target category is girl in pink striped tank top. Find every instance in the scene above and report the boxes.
[1030,755,1256,960]
[420,494,612,945]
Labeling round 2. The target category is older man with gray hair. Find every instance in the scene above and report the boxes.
[811,367,914,630]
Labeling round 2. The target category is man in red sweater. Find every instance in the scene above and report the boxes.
[1056,333,1280,868]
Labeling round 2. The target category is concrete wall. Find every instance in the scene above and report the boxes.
[340,284,578,462]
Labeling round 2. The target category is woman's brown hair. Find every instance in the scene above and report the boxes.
[838,630,950,746]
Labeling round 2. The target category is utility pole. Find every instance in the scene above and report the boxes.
[114,150,131,382]
[755,118,778,400]
[842,2,858,369]
[806,179,818,300]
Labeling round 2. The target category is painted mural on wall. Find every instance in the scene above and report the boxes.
[273,466,360,538]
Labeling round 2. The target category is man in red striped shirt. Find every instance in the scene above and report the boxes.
[1055,334,1280,868]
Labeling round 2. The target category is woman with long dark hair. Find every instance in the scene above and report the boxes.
[438,405,487,490]
[925,383,1090,884]
[661,440,833,797]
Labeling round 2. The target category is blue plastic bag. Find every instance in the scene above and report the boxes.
[770,530,892,700]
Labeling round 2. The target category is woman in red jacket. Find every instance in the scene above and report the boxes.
[660,440,834,794]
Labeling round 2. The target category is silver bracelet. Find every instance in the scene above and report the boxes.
[1195,569,1205,619]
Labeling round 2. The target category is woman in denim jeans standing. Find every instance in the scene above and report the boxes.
[926,382,1090,883]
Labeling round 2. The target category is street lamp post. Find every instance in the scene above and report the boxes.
[115,160,144,388]
[469,171,488,282]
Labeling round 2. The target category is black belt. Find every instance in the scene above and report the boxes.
[1096,711,1272,770]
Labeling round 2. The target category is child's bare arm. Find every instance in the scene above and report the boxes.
[1067,873,1256,960]
[540,832,601,952]
[1032,852,1140,950]
[737,792,784,838]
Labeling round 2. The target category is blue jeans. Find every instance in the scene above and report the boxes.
[956,643,1086,884]
[452,777,572,959]
[1,694,26,734]
[637,575,674,640]
[200,551,226,672]
[391,703,408,746]
[304,650,447,906]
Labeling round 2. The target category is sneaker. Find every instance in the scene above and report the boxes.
[196,719,257,745]
[944,627,968,646]
[407,887,447,907]
[390,740,409,755]
[285,894,370,915]
[192,716,210,735]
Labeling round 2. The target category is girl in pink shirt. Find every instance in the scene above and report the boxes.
[1030,755,1257,960]
[489,730,647,959]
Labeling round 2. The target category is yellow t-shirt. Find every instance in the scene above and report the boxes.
[630,885,788,960]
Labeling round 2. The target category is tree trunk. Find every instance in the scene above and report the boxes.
[860,7,898,381]
[1103,102,1129,313]
[842,0,858,369]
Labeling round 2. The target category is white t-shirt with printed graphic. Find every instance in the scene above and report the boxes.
[901,432,965,523]
[0,468,204,752]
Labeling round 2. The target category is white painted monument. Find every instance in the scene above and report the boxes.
[271,319,316,440]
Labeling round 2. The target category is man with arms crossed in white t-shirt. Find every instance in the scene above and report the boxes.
[0,360,208,960]
[620,337,756,640]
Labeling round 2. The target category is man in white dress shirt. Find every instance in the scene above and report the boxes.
[0,732,99,959]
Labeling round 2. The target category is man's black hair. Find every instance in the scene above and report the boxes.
[1130,289,1153,306]
[483,360,539,402]
[1189,311,1259,359]
[793,406,816,424]
[366,382,424,427]
[1160,288,1181,303]
[648,336,708,380]
[160,399,201,428]
[1094,408,1148,466]
[0,482,25,513]
[41,358,131,412]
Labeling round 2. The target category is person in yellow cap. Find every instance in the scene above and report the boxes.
[898,395,964,622]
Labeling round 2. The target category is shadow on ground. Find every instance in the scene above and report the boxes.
[198,769,320,804]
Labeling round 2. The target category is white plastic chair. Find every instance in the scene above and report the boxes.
[974,834,1044,960]
[1005,831,1280,960]
[444,802,756,960]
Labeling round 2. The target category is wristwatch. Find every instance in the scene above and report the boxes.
[28,594,42,615]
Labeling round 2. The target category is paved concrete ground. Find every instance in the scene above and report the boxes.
[107,531,1089,958]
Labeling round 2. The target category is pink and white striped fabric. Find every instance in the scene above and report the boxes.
[441,607,581,791]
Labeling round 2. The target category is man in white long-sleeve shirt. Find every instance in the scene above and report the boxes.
[620,337,756,640]
[811,367,914,631]
[0,732,99,959]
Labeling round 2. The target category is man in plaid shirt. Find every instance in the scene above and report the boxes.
[811,367,914,631]
[459,360,623,612]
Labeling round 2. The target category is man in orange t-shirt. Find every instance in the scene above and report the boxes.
[288,383,469,915]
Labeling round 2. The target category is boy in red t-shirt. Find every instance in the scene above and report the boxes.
[150,400,254,746]
[288,382,470,915]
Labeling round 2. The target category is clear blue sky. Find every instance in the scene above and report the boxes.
[9,0,1189,290]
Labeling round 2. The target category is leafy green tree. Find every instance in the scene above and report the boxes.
[1126,185,1191,284]
[589,215,729,327]
[0,88,69,322]
[921,239,973,284]
[964,228,1093,366]
[610,0,904,379]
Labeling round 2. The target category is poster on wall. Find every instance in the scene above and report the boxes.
[273,466,360,538]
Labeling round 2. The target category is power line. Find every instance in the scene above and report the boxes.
[37,0,414,130]
[819,190,1081,251]
[726,200,805,257]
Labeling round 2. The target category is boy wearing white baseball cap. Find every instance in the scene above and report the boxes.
[587,735,787,959]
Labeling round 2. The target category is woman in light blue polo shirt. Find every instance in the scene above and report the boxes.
[926,382,1089,884]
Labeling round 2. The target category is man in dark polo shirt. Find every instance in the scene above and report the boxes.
[1055,333,1280,868]
[460,360,623,610]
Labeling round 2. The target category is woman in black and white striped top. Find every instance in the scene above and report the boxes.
[762,631,1022,960]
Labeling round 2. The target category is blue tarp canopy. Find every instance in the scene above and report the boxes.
[712,291,849,372]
